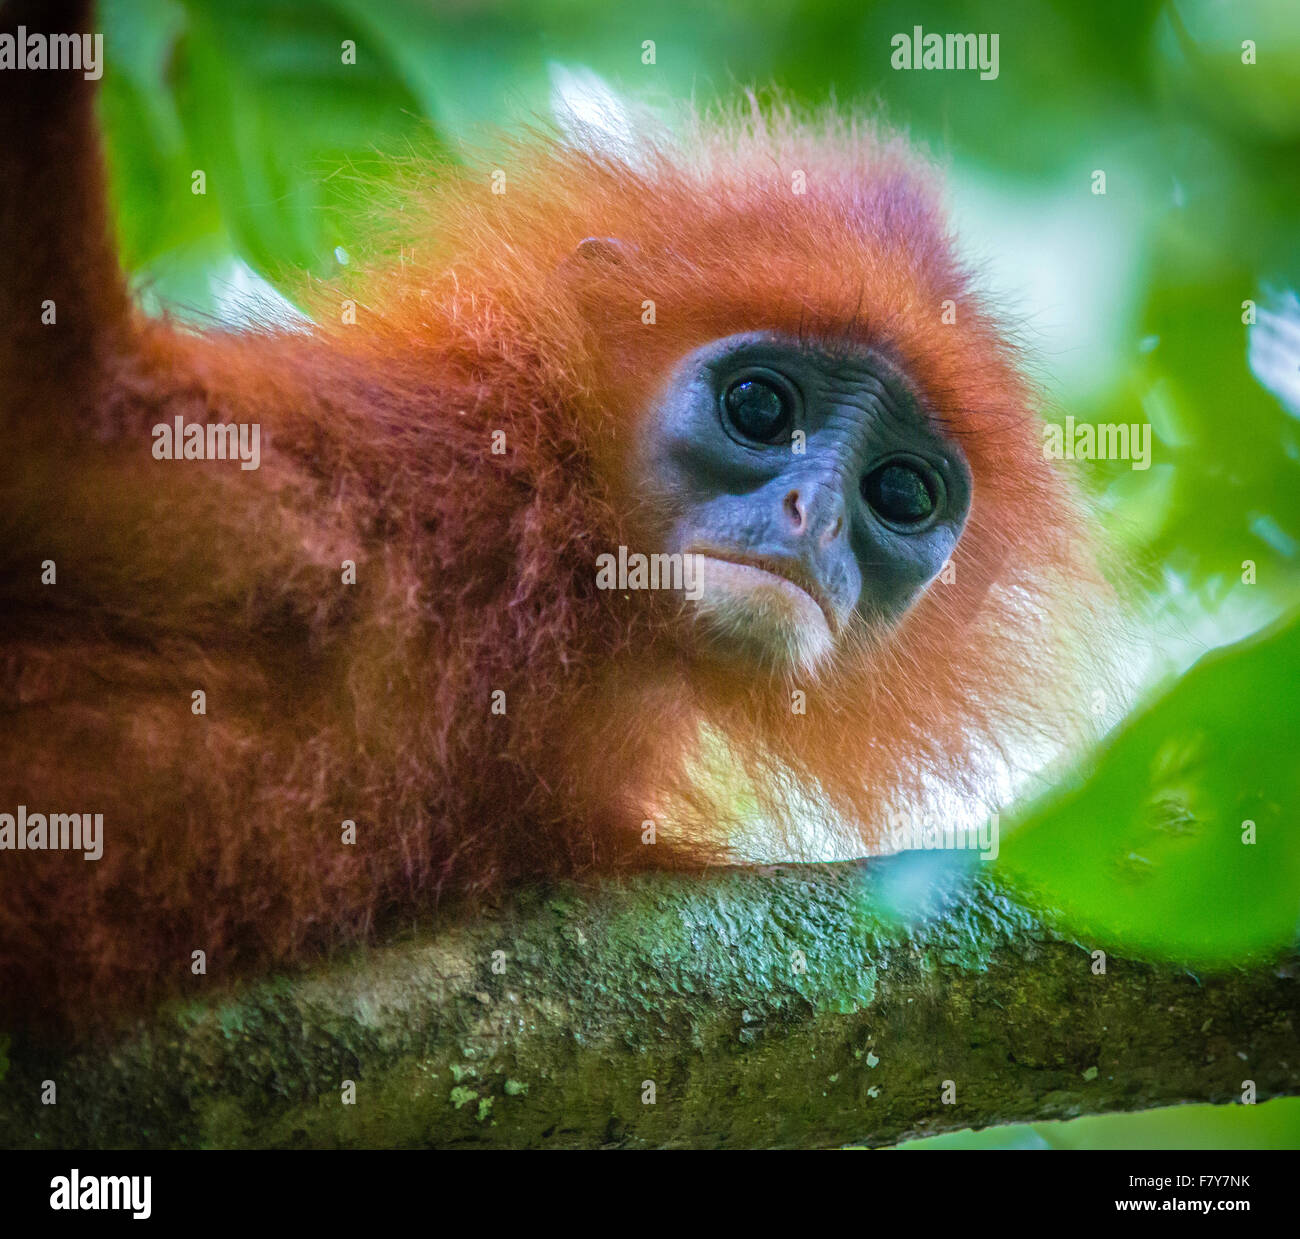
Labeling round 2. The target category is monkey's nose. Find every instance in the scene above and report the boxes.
[783,488,844,548]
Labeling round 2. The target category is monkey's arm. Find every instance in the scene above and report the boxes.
[0,0,130,429]
[0,0,448,1027]
[0,5,615,1033]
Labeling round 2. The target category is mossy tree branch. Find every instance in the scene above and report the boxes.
[1,857,1296,1148]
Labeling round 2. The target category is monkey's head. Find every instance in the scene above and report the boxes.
[636,330,972,675]
[362,104,1111,842]
[485,114,1059,699]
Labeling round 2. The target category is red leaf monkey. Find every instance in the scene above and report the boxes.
[0,1,1105,1034]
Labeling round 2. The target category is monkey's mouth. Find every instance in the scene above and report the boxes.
[684,548,840,672]
[690,549,837,625]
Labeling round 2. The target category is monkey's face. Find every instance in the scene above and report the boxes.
[636,332,972,675]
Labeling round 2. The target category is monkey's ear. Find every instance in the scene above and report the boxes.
[559,236,637,287]
[572,236,634,266]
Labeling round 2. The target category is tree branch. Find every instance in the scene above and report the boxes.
[2,858,1296,1148]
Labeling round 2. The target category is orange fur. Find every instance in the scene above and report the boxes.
[0,7,1104,1037]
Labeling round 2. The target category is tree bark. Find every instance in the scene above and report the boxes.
[1,856,1296,1148]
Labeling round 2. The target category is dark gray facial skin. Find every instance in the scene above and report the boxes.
[635,331,973,669]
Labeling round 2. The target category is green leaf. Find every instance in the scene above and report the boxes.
[999,613,1300,962]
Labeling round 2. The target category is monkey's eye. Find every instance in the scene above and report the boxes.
[722,374,795,444]
[862,458,943,530]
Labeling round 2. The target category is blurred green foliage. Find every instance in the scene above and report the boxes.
[898,1096,1300,1150]
[95,0,1300,1147]
[1001,612,1300,961]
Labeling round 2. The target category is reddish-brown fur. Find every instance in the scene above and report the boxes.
[0,2,1104,1036]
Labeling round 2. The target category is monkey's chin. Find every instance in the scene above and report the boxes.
[687,555,836,676]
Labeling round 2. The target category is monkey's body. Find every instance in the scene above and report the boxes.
[0,1,1103,1035]
[3,318,650,1028]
